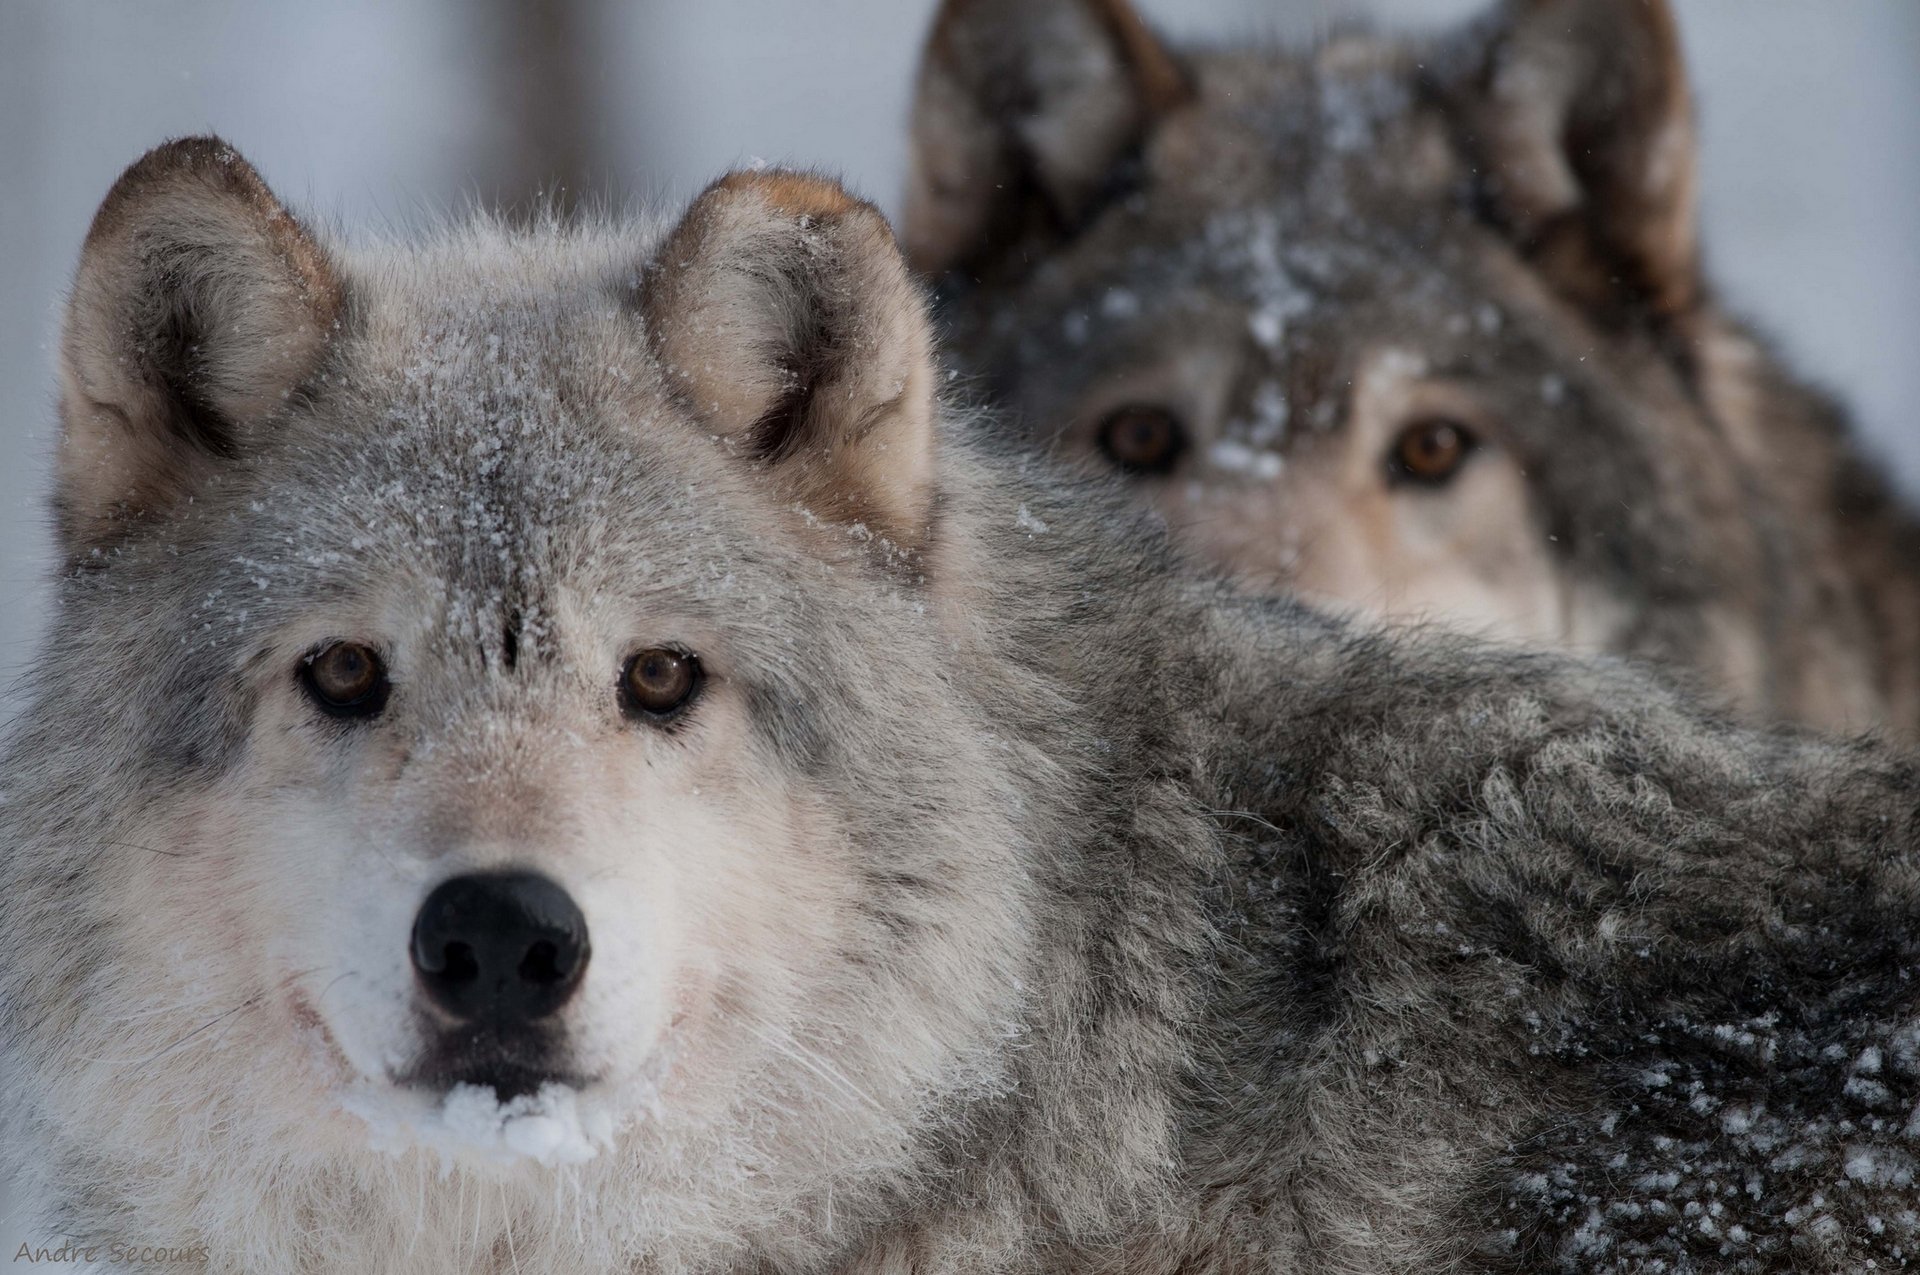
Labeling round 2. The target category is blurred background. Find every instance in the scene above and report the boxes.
[0,0,1917,1246]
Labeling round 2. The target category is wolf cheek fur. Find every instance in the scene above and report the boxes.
[7,139,1920,1273]
[906,0,1920,740]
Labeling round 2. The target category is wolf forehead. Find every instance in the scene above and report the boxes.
[276,228,697,503]
[114,282,728,678]
[78,259,722,649]
[1154,41,1450,208]
[968,54,1519,338]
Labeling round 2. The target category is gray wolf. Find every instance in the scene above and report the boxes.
[905,0,1920,738]
[7,137,1920,1273]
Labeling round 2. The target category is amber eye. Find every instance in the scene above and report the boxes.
[1388,417,1477,486]
[300,642,389,719]
[1096,404,1188,476]
[621,648,701,720]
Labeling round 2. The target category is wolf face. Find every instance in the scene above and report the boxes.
[908,0,1913,733]
[4,142,1039,1269]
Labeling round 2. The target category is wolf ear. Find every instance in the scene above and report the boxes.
[643,171,938,549]
[1462,0,1699,318]
[903,0,1190,280]
[58,137,342,558]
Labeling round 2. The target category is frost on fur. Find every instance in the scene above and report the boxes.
[343,1081,619,1172]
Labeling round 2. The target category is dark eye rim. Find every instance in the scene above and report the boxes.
[298,640,391,720]
[619,647,704,724]
[1385,416,1480,488]
[1094,404,1189,477]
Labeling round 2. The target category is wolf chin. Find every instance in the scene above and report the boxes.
[6,139,1920,1273]
[905,0,1920,739]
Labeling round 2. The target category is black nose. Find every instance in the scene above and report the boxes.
[410,872,590,1024]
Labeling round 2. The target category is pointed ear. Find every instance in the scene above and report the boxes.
[1461,0,1699,319]
[58,137,342,559]
[903,0,1190,280]
[643,170,938,550]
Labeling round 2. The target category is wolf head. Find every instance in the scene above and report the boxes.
[5,139,1047,1267]
[908,0,1887,728]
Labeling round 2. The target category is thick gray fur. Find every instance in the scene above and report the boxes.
[3,140,1919,1274]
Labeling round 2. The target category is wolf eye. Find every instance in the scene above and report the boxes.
[1388,417,1477,486]
[621,648,701,721]
[1096,404,1187,476]
[300,642,389,719]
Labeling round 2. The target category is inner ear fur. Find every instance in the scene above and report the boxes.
[59,136,342,558]
[1460,0,1699,319]
[903,0,1191,281]
[643,170,938,550]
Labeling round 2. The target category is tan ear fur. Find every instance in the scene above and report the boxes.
[644,170,938,550]
[59,136,341,557]
[1467,0,1699,318]
[902,0,1190,279]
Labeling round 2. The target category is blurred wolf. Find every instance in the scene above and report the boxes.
[906,0,1920,738]
[8,139,1920,1274]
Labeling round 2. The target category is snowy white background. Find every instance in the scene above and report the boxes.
[2,0,1917,1250]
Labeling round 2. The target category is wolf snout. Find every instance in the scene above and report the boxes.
[410,871,590,1025]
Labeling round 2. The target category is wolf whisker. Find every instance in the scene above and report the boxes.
[98,839,186,858]
[501,1182,521,1275]
[737,1018,887,1116]
[123,966,327,1069]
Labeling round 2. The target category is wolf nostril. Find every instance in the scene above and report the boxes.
[436,941,480,983]
[518,939,567,985]
[410,872,590,1025]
